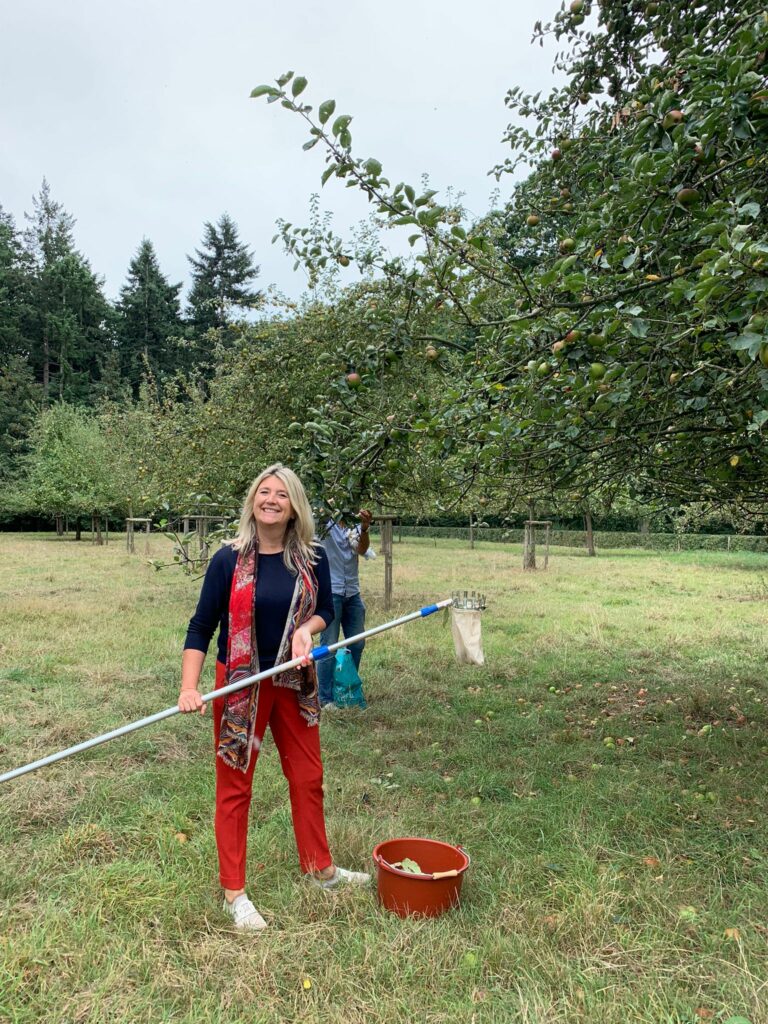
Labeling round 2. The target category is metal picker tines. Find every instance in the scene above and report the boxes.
[451,590,486,611]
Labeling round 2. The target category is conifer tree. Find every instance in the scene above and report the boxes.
[187,213,260,331]
[0,206,35,363]
[116,238,183,393]
[23,180,113,403]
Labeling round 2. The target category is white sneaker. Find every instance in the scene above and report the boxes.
[310,866,371,889]
[223,894,268,931]
[322,702,339,711]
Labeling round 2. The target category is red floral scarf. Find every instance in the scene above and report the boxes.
[217,542,320,772]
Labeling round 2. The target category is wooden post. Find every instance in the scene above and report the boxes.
[523,523,536,571]
[523,520,552,572]
[199,516,209,566]
[381,517,394,610]
[126,518,151,554]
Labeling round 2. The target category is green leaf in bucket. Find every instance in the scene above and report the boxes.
[392,857,423,873]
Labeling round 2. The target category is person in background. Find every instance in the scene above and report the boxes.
[178,465,369,932]
[317,509,372,708]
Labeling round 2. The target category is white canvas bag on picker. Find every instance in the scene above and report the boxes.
[451,606,484,666]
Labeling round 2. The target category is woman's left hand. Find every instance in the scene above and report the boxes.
[292,625,313,665]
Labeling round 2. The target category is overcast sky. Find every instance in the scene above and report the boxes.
[1,1,562,304]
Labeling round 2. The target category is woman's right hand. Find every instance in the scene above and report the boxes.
[178,688,206,714]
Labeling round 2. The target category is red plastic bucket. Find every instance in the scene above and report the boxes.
[372,837,470,918]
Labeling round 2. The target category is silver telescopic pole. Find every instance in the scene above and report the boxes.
[0,598,453,785]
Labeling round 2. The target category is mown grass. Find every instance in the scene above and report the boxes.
[1,532,767,1024]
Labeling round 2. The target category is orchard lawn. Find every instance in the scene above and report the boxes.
[1,532,767,1024]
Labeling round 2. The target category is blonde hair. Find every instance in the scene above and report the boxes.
[232,463,319,571]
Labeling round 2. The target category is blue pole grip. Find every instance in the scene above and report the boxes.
[310,645,333,661]
[420,604,440,617]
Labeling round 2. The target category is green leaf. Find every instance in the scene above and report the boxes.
[291,76,308,97]
[728,331,764,358]
[332,114,352,136]
[276,71,294,87]
[699,221,728,237]
[404,185,416,203]
[693,248,721,267]
[250,84,281,99]
[318,99,336,124]
[320,165,336,186]
[739,202,760,220]
[302,138,319,151]
[363,158,382,177]
[397,857,423,874]
[563,273,585,292]
[628,318,649,339]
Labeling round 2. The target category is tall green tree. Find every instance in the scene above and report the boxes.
[187,214,260,332]
[0,356,41,506]
[23,180,114,403]
[0,206,35,362]
[116,238,183,394]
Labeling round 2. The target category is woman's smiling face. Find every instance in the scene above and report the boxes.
[253,475,294,531]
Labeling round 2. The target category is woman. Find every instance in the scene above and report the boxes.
[178,464,370,931]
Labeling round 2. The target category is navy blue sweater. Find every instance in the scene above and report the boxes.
[184,544,334,669]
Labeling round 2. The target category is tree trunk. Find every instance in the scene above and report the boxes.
[585,511,596,557]
[639,516,650,535]
[55,515,64,537]
[95,513,103,546]
[469,512,475,550]
[75,518,82,541]
[523,502,536,571]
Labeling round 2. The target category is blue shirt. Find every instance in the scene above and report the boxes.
[321,522,363,597]
[184,544,334,669]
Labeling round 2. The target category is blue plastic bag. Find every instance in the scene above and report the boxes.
[332,648,367,708]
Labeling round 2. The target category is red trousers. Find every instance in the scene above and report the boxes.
[212,660,332,888]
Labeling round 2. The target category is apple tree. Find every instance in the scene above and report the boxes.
[250,0,768,521]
